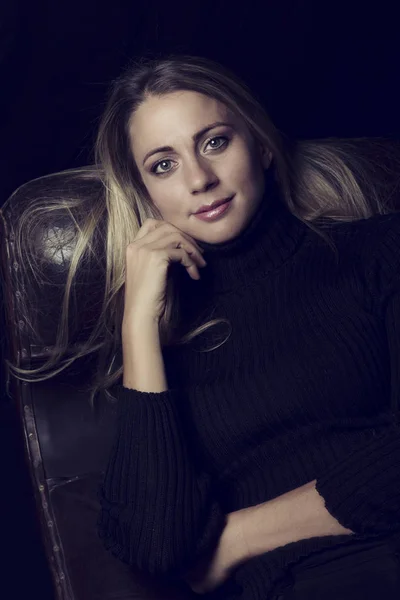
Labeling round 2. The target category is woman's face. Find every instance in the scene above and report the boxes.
[129,90,272,244]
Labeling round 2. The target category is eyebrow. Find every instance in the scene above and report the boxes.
[142,121,233,165]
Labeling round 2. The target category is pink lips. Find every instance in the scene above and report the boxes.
[195,197,232,214]
[193,197,233,222]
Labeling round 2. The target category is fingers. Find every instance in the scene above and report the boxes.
[131,219,207,280]
[133,218,161,241]
[168,250,199,280]
[166,247,206,280]
[135,218,204,255]
[154,231,206,265]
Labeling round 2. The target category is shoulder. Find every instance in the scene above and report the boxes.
[315,210,400,239]
[312,210,400,252]
[317,211,400,297]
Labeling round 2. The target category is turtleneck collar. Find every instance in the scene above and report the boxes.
[195,167,308,294]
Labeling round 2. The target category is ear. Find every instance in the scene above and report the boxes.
[259,143,273,169]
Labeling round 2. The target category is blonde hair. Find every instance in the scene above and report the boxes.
[6,54,400,402]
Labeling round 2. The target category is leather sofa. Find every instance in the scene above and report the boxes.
[0,169,196,600]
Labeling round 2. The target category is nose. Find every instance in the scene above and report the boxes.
[184,156,219,195]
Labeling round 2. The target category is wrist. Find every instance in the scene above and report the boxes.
[122,314,160,336]
[224,509,253,569]
[237,502,278,559]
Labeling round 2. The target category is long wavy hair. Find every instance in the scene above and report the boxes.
[6,54,400,402]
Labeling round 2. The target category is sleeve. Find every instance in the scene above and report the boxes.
[315,216,400,535]
[97,385,227,578]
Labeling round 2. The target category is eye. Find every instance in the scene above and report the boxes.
[205,136,228,151]
[150,136,228,176]
[151,159,175,175]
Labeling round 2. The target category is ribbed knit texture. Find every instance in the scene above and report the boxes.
[97,178,400,599]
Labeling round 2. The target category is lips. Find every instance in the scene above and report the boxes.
[195,197,232,214]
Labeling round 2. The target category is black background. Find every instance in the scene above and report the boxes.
[1,1,399,597]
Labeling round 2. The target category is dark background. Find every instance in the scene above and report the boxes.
[1,1,399,597]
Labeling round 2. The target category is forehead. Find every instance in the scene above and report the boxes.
[129,91,236,156]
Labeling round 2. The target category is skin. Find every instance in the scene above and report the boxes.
[185,480,353,594]
[129,90,272,244]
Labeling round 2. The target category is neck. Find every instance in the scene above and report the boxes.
[195,173,308,294]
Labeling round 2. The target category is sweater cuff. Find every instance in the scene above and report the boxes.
[111,384,180,417]
[315,427,400,534]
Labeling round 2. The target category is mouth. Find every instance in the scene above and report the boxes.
[194,196,233,214]
[192,196,234,222]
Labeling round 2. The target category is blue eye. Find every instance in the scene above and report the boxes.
[205,136,228,151]
[151,159,174,175]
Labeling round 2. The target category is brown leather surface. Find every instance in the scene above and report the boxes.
[0,169,195,600]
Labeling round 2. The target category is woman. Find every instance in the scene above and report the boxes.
[11,55,400,599]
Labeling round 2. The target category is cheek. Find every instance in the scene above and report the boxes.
[225,150,263,190]
[146,185,182,218]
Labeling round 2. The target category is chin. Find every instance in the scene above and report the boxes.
[197,221,244,245]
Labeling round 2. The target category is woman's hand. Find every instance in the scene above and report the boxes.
[183,510,250,594]
[123,218,207,325]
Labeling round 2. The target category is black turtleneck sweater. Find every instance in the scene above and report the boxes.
[97,179,400,600]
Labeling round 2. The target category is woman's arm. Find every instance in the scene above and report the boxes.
[98,315,227,577]
[183,480,353,593]
[98,221,229,577]
[238,479,353,560]
[229,220,400,563]
[121,318,382,568]
[187,217,400,594]
[122,316,167,391]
